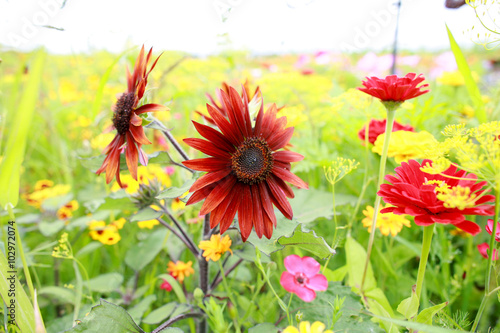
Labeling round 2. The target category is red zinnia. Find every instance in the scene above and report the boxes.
[96,46,168,187]
[182,86,308,241]
[358,73,429,102]
[378,159,494,235]
[358,118,415,145]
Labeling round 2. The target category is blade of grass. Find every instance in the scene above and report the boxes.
[446,24,487,123]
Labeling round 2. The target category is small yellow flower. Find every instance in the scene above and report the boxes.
[362,205,411,237]
[34,179,54,191]
[88,220,107,240]
[110,218,126,230]
[199,234,233,262]
[91,132,116,150]
[63,200,79,212]
[171,197,186,212]
[283,321,333,333]
[111,175,140,194]
[98,229,121,245]
[137,219,159,229]
[57,206,73,220]
[373,130,437,164]
[88,220,121,245]
[168,260,194,283]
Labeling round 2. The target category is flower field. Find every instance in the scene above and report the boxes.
[1,34,500,333]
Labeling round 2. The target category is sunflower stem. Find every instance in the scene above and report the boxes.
[157,218,198,256]
[360,107,397,293]
[159,204,199,258]
[152,313,204,333]
[210,258,243,290]
[415,224,435,302]
[157,120,190,161]
[471,186,500,332]
[197,214,211,333]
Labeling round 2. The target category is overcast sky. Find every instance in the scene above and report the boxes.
[0,0,483,55]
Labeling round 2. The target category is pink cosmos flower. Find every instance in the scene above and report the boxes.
[485,219,500,242]
[280,255,328,302]
[477,243,499,260]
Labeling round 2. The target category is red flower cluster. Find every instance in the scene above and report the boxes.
[96,46,168,186]
[358,118,415,145]
[358,73,429,102]
[378,159,495,235]
[183,86,308,241]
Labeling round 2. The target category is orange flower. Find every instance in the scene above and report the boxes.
[168,261,194,283]
[96,46,169,187]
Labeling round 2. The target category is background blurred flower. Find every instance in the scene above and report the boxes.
[378,159,495,235]
[137,219,159,229]
[477,243,499,260]
[362,204,411,236]
[485,219,500,242]
[168,261,194,283]
[358,118,414,145]
[280,255,328,302]
[283,321,333,333]
[372,130,437,163]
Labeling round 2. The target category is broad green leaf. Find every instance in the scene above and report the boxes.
[247,217,300,255]
[41,194,73,211]
[416,301,448,325]
[84,195,134,213]
[323,265,348,282]
[142,302,178,325]
[370,314,465,333]
[0,49,45,209]
[125,229,167,271]
[75,242,103,258]
[446,24,487,123]
[157,274,187,304]
[156,178,196,199]
[63,299,145,333]
[397,287,419,320]
[278,224,335,259]
[130,207,162,222]
[345,236,376,292]
[16,214,40,224]
[39,220,66,237]
[248,323,278,333]
[87,273,123,293]
[365,288,395,317]
[79,154,127,173]
[147,151,176,165]
[0,251,35,332]
[38,286,75,304]
[368,298,400,333]
[290,282,384,333]
[290,189,356,223]
[128,294,156,325]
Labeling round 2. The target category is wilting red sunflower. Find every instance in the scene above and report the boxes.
[358,118,415,145]
[96,46,168,187]
[358,73,429,102]
[378,159,495,235]
[182,86,308,241]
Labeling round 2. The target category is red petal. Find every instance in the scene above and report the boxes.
[135,103,169,114]
[267,179,293,220]
[272,166,308,189]
[238,185,254,241]
[206,104,240,146]
[273,151,304,163]
[182,157,230,172]
[251,185,265,239]
[192,121,235,153]
[183,138,231,159]
[268,127,294,151]
[130,113,142,126]
[258,182,277,227]
[200,176,237,215]
[186,185,215,206]
[270,174,295,199]
[129,125,152,145]
[190,169,232,192]
[125,133,139,180]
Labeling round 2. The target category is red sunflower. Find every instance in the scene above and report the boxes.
[358,73,429,102]
[96,46,168,187]
[182,86,308,241]
[378,159,495,235]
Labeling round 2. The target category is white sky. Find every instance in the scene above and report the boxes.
[0,0,483,55]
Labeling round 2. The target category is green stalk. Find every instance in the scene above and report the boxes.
[217,260,240,333]
[415,224,435,301]
[360,106,398,293]
[7,205,35,301]
[471,187,500,332]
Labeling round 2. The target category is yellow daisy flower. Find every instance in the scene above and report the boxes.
[198,234,233,262]
[57,206,73,220]
[362,204,411,237]
[34,179,54,191]
[168,261,194,283]
[283,321,333,333]
[137,219,159,229]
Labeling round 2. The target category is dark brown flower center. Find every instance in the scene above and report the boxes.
[295,273,307,285]
[231,137,273,185]
[112,92,136,135]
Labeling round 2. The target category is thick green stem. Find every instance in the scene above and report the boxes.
[360,107,397,293]
[217,260,241,333]
[415,225,435,301]
[471,187,500,332]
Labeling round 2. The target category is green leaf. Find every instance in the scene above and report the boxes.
[345,236,377,292]
[87,273,123,293]
[247,217,300,255]
[0,49,45,209]
[125,229,167,271]
[370,314,465,333]
[323,265,348,282]
[248,323,278,333]
[128,294,156,325]
[63,299,145,333]
[130,207,163,222]
[416,301,448,325]
[157,274,187,304]
[397,287,419,320]
[38,286,75,304]
[446,24,487,123]
[157,178,196,199]
[290,282,384,333]
[278,224,335,259]
[0,251,35,332]
[367,298,400,333]
[147,151,176,165]
[142,302,178,325]
[39,220,66,237]
[75,242,103,258]
[84,195,134,214]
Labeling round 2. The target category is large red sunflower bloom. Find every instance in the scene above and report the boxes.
[96,46,168,187]
[378,159,495,235]
[182,86,308,241]
[358,73,429,102]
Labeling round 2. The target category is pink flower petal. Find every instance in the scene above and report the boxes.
[300,256,321,277]
[306,275,328,291]
[283,255,302,275]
